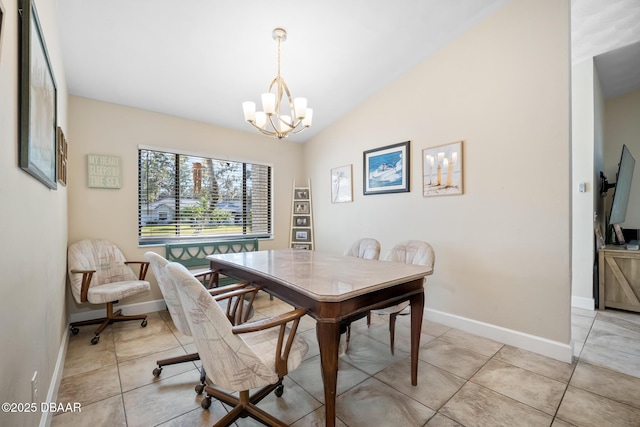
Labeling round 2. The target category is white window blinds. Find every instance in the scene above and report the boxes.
[138,148,272,243]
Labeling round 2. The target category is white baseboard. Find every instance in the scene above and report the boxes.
[425,308,573,363]
[68,299,167,324]
[39,327,70,427]
[571,295,595,311]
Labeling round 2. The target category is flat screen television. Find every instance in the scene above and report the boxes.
[608,144,636,243]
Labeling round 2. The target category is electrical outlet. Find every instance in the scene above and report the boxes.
[31,371,38,403]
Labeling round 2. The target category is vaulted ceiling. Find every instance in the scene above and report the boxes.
[56,1,640,143]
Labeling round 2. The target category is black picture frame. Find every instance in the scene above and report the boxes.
[19,0,57,189]
[363,141,410,195]
[0,3,5,57]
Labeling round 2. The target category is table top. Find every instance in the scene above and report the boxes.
[207,249,433,302]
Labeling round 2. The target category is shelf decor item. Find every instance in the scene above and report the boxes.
[19,0,58,189]
[290,180,314,250]
[363,141,410,195]
[422,140,463,197]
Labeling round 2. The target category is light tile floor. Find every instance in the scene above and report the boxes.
[52,293,640,426]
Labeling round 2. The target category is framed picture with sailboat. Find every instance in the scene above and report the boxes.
[363,141,410,195]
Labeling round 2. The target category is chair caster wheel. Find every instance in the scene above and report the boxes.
[201,396,211,409]
[91,335,100,345]
[275,383,284,397]
[141,319,147,327]
[153,367,162,377]
[195,383,205,394]
[70,327,79,335]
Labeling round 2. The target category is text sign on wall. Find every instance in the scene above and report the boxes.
[87,154,121,189]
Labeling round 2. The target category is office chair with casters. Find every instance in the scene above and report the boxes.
[343,238,381,349]
[166,261,308,427]
[144,252,258,394]
[368,240,435,354]
[67,239,151,345]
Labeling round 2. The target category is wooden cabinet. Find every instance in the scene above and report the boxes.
[598,246,640,312]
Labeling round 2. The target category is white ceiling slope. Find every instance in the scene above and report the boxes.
[56,0,510,142]
[57,1,640,142]
[572,0,640,99]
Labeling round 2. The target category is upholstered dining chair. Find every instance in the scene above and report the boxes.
[368,240,435,354]
[343,237,381,260]
[343,238,381,349]
[145,251,258,393]
[166,261,308,427]
[67,239,151,345]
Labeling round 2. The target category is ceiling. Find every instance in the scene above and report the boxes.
[57,1,640,143]
[571,0,640,99]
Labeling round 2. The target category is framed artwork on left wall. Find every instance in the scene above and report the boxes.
[19,0,58,189]
[0,2,5,60]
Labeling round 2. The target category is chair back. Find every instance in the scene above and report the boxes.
[344,238,381,260]
[145,252,192,336]
[385,240,435,268]
[67,239,138,304]
[166,262,279,391]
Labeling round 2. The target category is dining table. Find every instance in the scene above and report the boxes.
[207,248,433,427]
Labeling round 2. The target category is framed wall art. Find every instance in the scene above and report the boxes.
[423,140,463,197]
[331,164,353,203]
[57,126,67,185]
[294,215,310,227]
[292,229,310,242]
[294,188,309,200]
[0,2,5,58]
[19,0,58,189]
[293,200,310,214]
[87,154,122,188]
[363,141,410,195]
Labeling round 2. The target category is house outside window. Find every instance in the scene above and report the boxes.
[138,147,272,244]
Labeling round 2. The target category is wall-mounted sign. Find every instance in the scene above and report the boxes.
[87,154,121,189]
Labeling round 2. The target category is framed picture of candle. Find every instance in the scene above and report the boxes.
[422,140,463,197]
[363,141,410,195]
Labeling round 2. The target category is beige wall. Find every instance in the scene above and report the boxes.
[66,96,303,317]
[303,0,572,359]
[0,0,69,426]
[604,87,640,230]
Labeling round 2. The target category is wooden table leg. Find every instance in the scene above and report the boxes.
[316,321,340,427]
[410,291,424,386]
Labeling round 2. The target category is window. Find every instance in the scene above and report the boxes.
[138,147,272,244]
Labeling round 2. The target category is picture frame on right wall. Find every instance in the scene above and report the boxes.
[423,140,463,197]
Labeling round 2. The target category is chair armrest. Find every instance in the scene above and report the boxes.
[232,308,306,334]
[232,307,307,377]
[207,282,250,296]
[213,286,261,325]
[194,269,218,289]
[69,269,96,303]
[124,261,150,280]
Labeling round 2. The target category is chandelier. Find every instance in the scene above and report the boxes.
[242,28,313,139]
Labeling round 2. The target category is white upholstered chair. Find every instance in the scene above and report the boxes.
[166,261,308,426]
[67,239,151,345]
[369,240,435,354]
[145,251,258,393]
[343,238,381,350]
[343,237,381,260]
